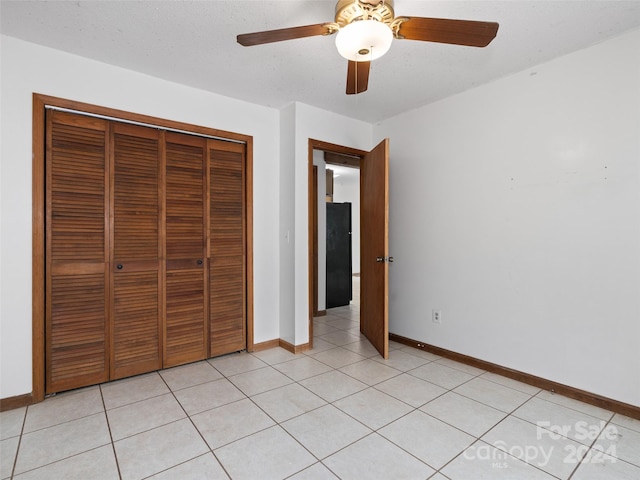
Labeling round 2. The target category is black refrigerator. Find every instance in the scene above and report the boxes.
[326,202,352,308]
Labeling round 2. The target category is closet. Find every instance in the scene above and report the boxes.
[45,109,246,393]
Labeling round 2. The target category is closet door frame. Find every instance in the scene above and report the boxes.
[32,93,254,403]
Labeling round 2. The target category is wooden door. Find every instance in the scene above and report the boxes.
[360,139,390,359]
[45,110,110,393]
[164,132,207,367]
[41,101,251,395]
[111,123,162,379]
[209,140,246,356]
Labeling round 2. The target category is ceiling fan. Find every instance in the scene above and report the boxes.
[237,0,499,95]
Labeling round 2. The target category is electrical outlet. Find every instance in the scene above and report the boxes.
[432,309,442,324]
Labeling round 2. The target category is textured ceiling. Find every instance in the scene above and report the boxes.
[2,1,640,123]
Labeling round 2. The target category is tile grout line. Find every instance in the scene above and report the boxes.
[309,330,462,477]
[436,385,596,480]
[307,335,479,478]
[203,352,360,478]
[316,335,475,476]
[215,353,343,478]
[565,411,619,480]
[99,383,123,480]
[311,310,545,479]
[10,412,118,478]
[158,363,236,480]
[249,337,436,478]
[314,310,459,477]
[8,404,28,480]
[12,290,636,480]
[11,389,105,436]
[437,388,580,480]
[531,390,615,422]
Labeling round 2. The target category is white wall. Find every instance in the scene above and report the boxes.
[333,171,361,275]
[0,36,281,398]
[4,29,637,408]
[278,103,296,345]
[312,150,327,312]
[374,28,640,406]
[289,103,373,345]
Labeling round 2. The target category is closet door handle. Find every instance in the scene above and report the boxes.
[117,264,123,270]
[197,259,203,265]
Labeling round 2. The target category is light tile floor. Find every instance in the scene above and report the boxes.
[2,283,640,479]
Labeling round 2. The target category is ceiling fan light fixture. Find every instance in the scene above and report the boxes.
[335,19,393,61]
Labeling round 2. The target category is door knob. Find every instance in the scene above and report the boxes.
[376,256,394,263]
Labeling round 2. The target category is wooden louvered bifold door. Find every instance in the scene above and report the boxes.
[209,140,246,357]
[45,108,249,394]
[45,110,110,393]
[164,132,207,367]
[111,123,162,379]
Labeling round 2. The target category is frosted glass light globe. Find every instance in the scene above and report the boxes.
[335,20,393,61]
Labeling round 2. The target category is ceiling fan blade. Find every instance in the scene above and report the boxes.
[346,60,370,95]
[398,17,499,47]
[237,23,333,46]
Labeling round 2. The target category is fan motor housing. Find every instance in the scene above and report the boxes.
[335,0,395,26]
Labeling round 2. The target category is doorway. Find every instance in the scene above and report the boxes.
[309,142,363,331]
[308,138,390,358]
